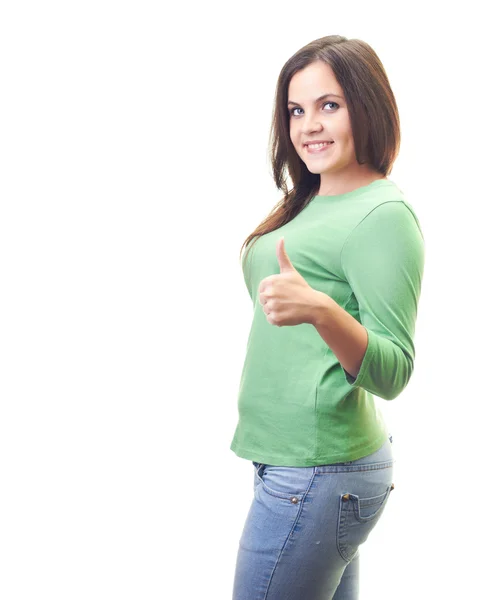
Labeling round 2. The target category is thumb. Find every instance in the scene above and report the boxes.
[276,237,295,273]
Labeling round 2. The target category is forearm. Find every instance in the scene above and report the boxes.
[310,291,368,380]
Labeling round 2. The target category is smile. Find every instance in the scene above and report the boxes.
[305,141,334,154]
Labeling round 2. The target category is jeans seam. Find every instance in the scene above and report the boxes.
[262,470,317,599]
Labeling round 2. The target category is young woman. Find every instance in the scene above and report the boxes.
[230,35,425,599]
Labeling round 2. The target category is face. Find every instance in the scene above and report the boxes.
[288,60,373,192]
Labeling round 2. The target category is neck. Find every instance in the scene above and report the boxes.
[318,168,386,196]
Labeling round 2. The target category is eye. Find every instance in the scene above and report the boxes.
[290,107,304,117]
[289,107,303,117]
[289,101,339,117]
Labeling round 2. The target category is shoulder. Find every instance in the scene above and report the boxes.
[341,194,425,269]
[352,199,423,241]
[358,181,424,240]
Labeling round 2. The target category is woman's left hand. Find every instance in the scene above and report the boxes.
[258,237,323,327]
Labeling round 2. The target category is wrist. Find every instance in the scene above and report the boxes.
[310,291,335,327]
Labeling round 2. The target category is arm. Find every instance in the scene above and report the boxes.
[311,294,369,380]
[312,201,425,400]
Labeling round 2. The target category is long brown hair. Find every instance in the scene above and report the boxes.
[239,34,401,269]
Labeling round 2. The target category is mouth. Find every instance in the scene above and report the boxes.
[304,141,334,154]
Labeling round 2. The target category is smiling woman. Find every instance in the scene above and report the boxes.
[230,34,424,600]
[237,37,400,265]
[286,63,381,196]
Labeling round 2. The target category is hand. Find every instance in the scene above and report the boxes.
[258,237,322,327]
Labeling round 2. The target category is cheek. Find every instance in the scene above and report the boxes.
[289,131,302,156]
[333,112,352,139]
[344,133,356,152]
[334,130,354,152]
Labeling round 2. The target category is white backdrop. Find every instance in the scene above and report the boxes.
[1,1,495,598]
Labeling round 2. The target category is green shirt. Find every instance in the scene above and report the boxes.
[229,179,425,467]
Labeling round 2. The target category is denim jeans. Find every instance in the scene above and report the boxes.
[232,435,394,600]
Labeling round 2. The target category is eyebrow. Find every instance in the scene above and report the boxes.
[287,93,344,106]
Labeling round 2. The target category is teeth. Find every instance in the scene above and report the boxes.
[307,142,332,149]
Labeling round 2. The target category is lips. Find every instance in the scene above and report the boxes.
[303,140,333,146]
[304,141,334,154]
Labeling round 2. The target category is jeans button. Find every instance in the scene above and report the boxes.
[290,496,299,504]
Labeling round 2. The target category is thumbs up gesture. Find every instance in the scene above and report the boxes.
[258,237,323,327]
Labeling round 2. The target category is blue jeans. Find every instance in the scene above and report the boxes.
[232,435,394,600]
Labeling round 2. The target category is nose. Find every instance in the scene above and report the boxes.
[302,113,324,135]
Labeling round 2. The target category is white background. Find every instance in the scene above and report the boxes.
[1,1,495,598]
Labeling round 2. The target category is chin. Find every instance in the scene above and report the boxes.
[306,163,335,175]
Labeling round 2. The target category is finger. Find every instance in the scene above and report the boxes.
[276,237,294,273]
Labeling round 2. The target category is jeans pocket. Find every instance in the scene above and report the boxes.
[252,462,263,493]
[337,484,393,562]
[253,463,315,503]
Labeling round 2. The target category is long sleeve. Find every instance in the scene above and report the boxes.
[340,200,425,400]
